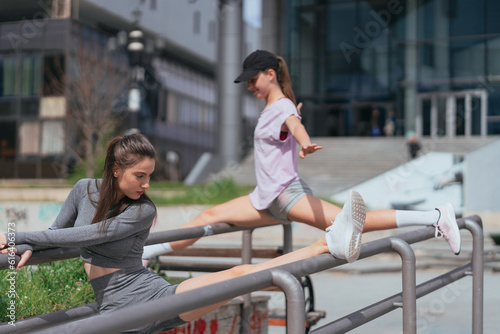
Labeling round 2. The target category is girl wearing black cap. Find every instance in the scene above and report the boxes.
[143,50,461,263]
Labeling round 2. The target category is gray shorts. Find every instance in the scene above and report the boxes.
[90,265,186,333]
[266,178,313,224]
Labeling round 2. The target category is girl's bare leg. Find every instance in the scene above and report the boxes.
[287,194,341,230]
[364,210,397,232]
[150,195,396,258]
[170,195,277,251]
[288,195,397,233]
[176,237,328,321]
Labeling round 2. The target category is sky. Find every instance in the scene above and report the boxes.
[243,0,262,27]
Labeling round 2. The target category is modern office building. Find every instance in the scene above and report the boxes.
[0,0,260,179]
[281,0,500,138]
[6,0,497,180]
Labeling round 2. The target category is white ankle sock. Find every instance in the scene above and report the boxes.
[395,209,439,228]
[142,242,173,259]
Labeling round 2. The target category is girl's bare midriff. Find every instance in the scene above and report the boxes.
[84,261,121,280]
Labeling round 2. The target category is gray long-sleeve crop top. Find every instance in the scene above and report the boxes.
[12,179,156,269]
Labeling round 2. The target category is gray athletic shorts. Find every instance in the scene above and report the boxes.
[90,265,186,333]
[266,178,313,224]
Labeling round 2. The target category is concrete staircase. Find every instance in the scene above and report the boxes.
[224,136,499,197]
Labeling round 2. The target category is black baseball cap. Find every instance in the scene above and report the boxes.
[234,50,279,83]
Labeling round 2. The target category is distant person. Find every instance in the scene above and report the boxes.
[408,134,422,159]
[384,111,396,136]
[143,50,461,263]
[370,108,382,136]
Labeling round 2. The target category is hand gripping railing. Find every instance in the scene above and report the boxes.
[0,216,483,333]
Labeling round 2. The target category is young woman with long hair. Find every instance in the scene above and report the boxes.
[1,133,366,333]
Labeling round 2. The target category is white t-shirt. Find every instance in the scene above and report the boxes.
[249,98,301,210]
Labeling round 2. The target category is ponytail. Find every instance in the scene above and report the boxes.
[276,56,297,111]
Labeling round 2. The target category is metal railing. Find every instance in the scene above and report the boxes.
[0,216,483,334]
[0,222,292,271]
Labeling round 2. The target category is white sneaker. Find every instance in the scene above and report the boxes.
[326,190,366,263]
[434,203,461,255]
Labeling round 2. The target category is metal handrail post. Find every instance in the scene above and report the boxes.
[310,263,473,334]
[270,269,306,334]
[241,229,253,334]
[390,238,417,334]
[282,223,293,254]
[465,217,484,334]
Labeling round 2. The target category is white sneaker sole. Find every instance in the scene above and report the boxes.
[345,190,366,263]
[439,203,461,255]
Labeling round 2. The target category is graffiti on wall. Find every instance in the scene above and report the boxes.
[0,202,62,231]
[162,302,268,334]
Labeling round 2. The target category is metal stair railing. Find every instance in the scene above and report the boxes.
[310,216,483,334]
[0,216,483,334]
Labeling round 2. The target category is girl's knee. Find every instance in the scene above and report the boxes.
[199,205,222,221]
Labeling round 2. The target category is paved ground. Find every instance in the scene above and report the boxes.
[261,226,500,334]
[263,262,499,334]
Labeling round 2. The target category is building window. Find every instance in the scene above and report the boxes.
[40,96,66,118]
[208,21,216,42]
[21,56,41,96]
[20,98,39,117]
[193,11,201,34]
[41,120,64,155]
[0,56,41,97]
[43,55,65,96]
[0,121,16,159]
[0,99,15,116]
[1,57,19,97]
[19,121,40,156]
[158,88,168,122]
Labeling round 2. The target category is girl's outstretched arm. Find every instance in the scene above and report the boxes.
[285,114,323,158]
[1,202,155,253]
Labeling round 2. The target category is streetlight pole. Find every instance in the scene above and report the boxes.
[125,27,144,131]
[127,26,145,132]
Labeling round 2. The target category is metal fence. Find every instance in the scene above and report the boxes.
[0,215,484,334]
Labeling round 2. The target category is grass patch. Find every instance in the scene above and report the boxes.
[0,258,186,323]
[148,178,254,205]
[0,258,95,322]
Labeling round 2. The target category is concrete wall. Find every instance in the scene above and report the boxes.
[464,139,500,211]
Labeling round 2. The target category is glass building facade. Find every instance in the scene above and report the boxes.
[285,0,500,138]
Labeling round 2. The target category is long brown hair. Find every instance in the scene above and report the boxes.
[90,133,156,227]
